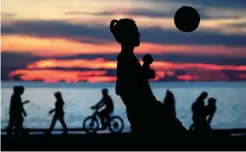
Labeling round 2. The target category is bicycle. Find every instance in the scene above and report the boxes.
[83,107,124,134]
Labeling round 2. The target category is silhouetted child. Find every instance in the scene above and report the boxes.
[91,88,114,129]
[48,92,68,135]
[7,86,29,135]
[205,98,217,125]
[142,54,155,79]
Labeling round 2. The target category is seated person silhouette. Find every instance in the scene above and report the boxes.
[91,88,114,129]
[163,90,176,118]
[205,98,217,125]
[48,92,68,135]
[162,90,186,136]
[7,86,28,135]
[142,54,155,79]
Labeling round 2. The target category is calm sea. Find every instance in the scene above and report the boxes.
[1,81,246,133]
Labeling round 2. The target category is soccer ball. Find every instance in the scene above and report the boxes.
[174,6,200,32]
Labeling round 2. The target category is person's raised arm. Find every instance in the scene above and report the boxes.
[92,99,104,109]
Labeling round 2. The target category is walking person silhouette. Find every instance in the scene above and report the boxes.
[7,86,29,136]
[47,92,68,135]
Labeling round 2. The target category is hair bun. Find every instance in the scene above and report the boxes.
[110,19,118,34]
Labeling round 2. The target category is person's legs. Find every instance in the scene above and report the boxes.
[48,115,57,134]
[15,119,23,135]
[59,115,68,134]
[7,118,14,135]
[14,116,24,135]
[99,110,108,129]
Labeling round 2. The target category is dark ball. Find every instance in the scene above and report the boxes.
[174,6,200,32]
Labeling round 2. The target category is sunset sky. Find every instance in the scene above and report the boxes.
[2,0,246,83]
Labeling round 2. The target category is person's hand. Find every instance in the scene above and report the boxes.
[49,110,54,114]
[23,100,30,104]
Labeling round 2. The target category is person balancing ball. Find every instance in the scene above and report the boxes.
[174,6,200,32]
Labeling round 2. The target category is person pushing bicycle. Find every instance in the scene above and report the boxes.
[91,88,114,129]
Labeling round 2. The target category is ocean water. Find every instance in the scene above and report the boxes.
[1,81,246,133]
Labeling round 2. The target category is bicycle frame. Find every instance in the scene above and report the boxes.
[91,109,99,118]
[90,109,111,126]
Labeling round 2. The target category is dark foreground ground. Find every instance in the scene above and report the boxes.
[1,129,246,150]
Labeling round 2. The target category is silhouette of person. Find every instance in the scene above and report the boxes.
[111,18,185,142]
[111,18,159,138]
[142,54,155,79]
[91,88,114,129]
[162,90,186,137]
[190,91,211,133]
[205,98,217,125]
[163,90,176,118]
[7,86,28,135]
[48,92,68,135]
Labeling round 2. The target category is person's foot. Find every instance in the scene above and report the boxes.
[46,131,51,136]
[101,125,107,130]
[62,131,68,135]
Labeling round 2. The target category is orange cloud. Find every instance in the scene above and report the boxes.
[2,35,246,57]
[26,58,246,72]
[8,58,246,82]
[86,76,117,83]
[27,58,116,69]
[177,70,230,81]
[177,75,200,81]
[8,65,168,83]
[9,69,109,83]
[151,61,246,71]
[238,73,246,79]
[8,69,165,83]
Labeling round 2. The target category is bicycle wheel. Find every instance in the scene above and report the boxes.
[108,116,124,133]
[83,116,99,134]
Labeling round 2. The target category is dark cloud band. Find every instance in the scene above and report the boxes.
[2,20,246,46]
